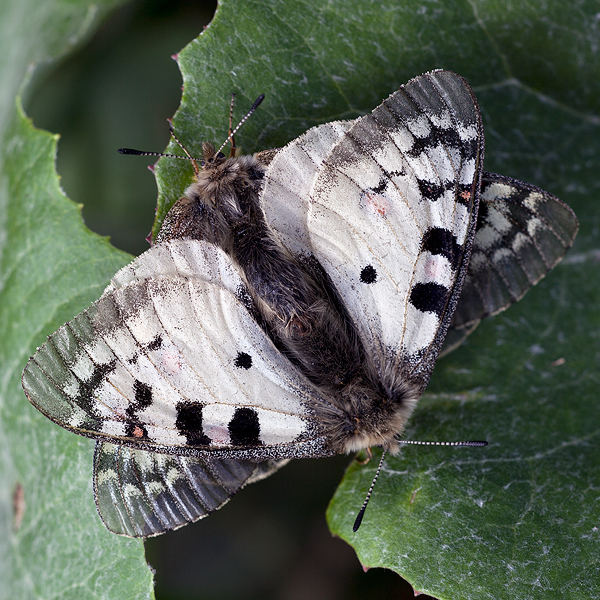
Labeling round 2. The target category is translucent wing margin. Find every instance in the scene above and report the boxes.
[442,171,579,352]
[94,441,286,537]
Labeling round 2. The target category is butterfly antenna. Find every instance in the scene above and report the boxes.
[228,93,237,158]
[119,95,264,174]
[353,450,386,533]
[399,440,488,447]
[216,93,265,156]
[353,439,487,532]
[168,126,201,177]
[118,125,202,178]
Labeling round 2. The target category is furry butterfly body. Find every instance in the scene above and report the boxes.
[22,70,578,536]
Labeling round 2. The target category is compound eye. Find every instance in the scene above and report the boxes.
[216,152,226,159]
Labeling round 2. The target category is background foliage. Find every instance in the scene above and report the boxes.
[1,0,598,599]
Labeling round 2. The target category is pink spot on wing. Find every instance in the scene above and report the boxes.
[162,351,183,375]
[205,425,230,446]
[424,255,443,280]
[361,191,390,217]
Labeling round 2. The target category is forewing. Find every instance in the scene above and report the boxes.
[22,240,332,461]
[261,120,352,257]
[94,441,286,537]
[448,171,579,332]
[306,71,483,386]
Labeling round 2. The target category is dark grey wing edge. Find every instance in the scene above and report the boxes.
[392,70,484,386]
[93,441,286,537]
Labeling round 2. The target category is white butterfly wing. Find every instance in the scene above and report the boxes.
[308,72,482,384]
[261,120,352,257]
[22,240,332,460]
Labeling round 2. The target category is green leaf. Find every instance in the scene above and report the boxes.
[328,258,597,599]
[0,0,155,599]
[5,0,599,598]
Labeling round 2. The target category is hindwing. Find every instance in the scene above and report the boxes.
[441,172,579,353]
[93,441,286,536]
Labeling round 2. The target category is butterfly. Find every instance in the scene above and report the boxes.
[22,70,578,537]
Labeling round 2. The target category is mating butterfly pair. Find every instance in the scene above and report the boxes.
[22,70,578,537]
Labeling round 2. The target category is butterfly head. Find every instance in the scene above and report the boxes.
[323,375,421,456]
[200,142,226,170]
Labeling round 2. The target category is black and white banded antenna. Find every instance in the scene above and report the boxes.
[118,94,265,172]
[353,439,488,533]
[217,93,265,157]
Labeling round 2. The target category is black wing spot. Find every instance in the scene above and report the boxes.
[175,402,211,446]
[422,227,462,269]
[408,126,477,162]
[407,127,458,158]
[371,179,388,194]
[145,335,163,352]
[417,179,446,202]
[86,360,117,393]
[229,407,261,446]
[410,282,448,317]
[76,359,117,412]
[126,380,154,425]
[360,265,377,284]
[234,351,252,369]
[476,199,489,228]
[133,380,152,409]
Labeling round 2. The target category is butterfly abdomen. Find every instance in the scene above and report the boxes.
[223,207,420,455]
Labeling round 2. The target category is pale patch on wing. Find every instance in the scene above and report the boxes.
[202,404,235,445]
[527,217,544,237]
[481,181,513,201]
[414,252,454,288]
[403,304,441,356]
[406,114,431,137]
[261,120,352,257]
[256,412,308,445]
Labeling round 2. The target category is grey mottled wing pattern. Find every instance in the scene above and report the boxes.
[94,441,286,537]
[441,172,579,353]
